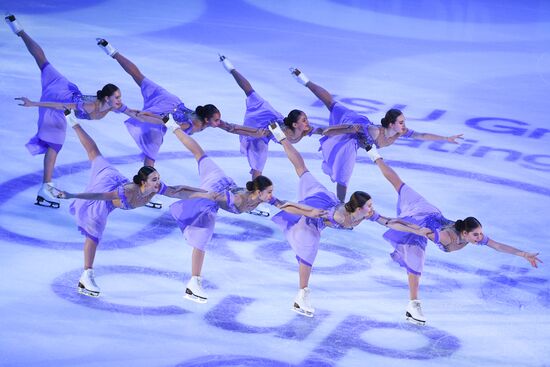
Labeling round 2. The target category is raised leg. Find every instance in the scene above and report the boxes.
[374,158,403,192]
[173,129,206,161]
[19,31,48,69]
[280,139,308,177]
[72,125,102,161]
[306,81,335,110]
[336,183,347,202]
[251,169,262,179]
[229,69,254,96]
[144,157,155,167]
[113,53,145,86]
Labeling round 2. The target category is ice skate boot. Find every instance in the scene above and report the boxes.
[35,182,60,209]
[96,38,118,57]
[145,201,162,209]
[185,276,207,303]
[78,269,100,297]
[218,54,235,73]
[406,300,426,325]
[292,287,315,317]
[248,203,270,217]
[289,67,310,86]
[267,121,287,142]
[64,108,80,127]
[5,13,23,35]
[365,143,382,162]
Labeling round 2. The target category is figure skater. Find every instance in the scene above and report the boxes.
[365,146,542,325]
[52,111,209,297]
[5,13,148,208]
[290,68,464,202]
[164,117,327,304]
[219,55,326,179]
[268,123,430,317]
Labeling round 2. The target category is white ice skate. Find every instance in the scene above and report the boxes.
[218,54,235,73]
[164,115,181,133]
[64,108,80,127]
[35,182,60,209]
[96,38,118,57]
[5,13,23,35]
[289,67,310,86]
[365,144,382,162]
[292,287,315,317]
[267,122,287,142]
[145,201,162,209]
[248,203,270,217]
[406,300,426,326]
[78,269,100,297]
[185,276,207,304]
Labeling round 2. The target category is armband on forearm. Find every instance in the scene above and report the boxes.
[368,212,381,222]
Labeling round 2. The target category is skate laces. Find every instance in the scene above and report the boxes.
[412,300,424,316]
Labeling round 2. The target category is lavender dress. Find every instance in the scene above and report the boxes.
[383,184,488,275]
[125,78,194,162]
[319,102,414,187]
[26,62,84,155]
[239,91,284,174]
[170,156,238,250]
[69,155,168,243]
[272,171,348,266]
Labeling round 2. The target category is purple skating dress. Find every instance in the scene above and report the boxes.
[69,155,168,243]
[319,102,414,187]
[272,171,348,266]
[383,184,489,275]
[239,91,284,174]
[124,78,194,162]
[170,155,277,250]
[25,62,86,155]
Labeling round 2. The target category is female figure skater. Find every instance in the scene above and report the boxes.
[52,111,209,297]
[5,14,147,209]
[96,41,267,171]
[164,118,327,304]
[268,123,430,317]
[290,68,464,202]
[219,55,325,179]
[365,146,542,325]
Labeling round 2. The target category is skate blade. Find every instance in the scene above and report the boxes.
[35,196,60,209]
[145,201,162,209]
[405,312,426,326]
[184,289,207,304]
[247,209,270,217]
[78,285,100,298]
[292,304,314,318]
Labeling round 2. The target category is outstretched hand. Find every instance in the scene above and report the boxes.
[15,97,34,107]
[446,134,464,144]
[524,252,542,268]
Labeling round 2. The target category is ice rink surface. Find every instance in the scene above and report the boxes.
[0,1,549,366]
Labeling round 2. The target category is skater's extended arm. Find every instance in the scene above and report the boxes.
[486,239,542,268]
[322,124,362,137]
[372,213,432,236]
[162,185,208,199]
[410,130,463,144]
[16,97,77,110]
[51,188,119,201]
[217,120,269,138]
[274,199,327,218]
[124,109,167,124]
